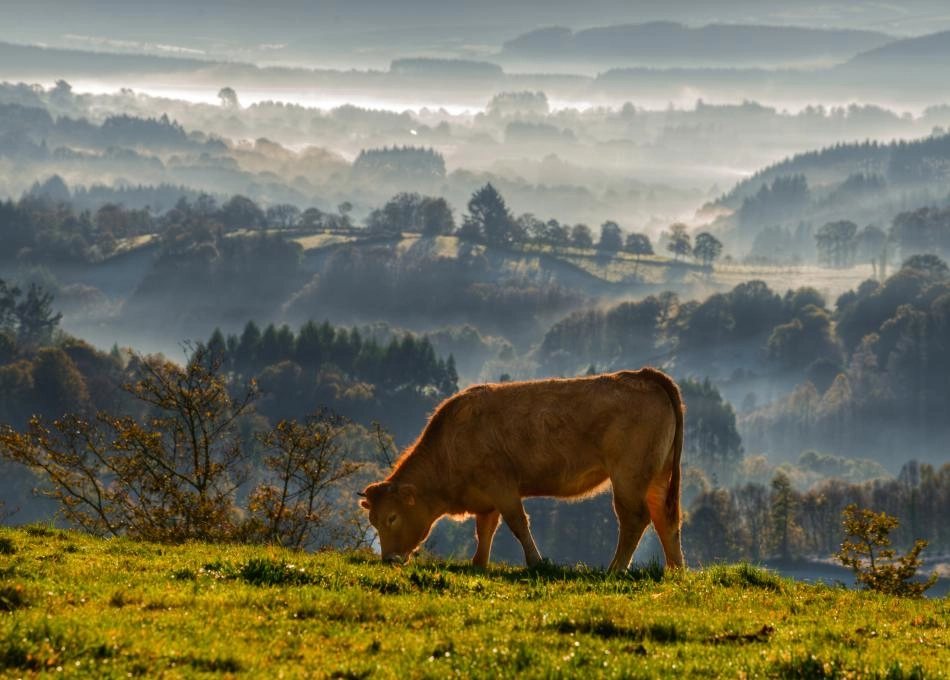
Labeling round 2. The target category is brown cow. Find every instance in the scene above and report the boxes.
[359,368,685,571]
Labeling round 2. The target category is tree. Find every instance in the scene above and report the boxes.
[299,207,325,229]
[734,483,770,561]
[857,224,887,263]
[221,195,265,231]
[836,504,937,597]
[14,284,62,348]
[366,208,402,238]
[218,87,240,108]
[246,412,364,550]
[0,279,21,333]
[597,221,623,252]
[570,224,593,249]
[693,232,723,267]
[462,184,515,245]
[0,280,62,349]
[624,232,654,278]
[486,90,549,117]
[381,192,422,233]
[767,305,839,369]
[30,347,90,417]
[420,197,455,236]
[266,204,300,229]
[546,219,570,248]
[890,206,950,259]
[624,232,653,257]
[666,223,692,260]
[0,346,257,542]
[680,378,744,482]
[815,220,858,268]
[0,345,373,549]
[769,472,800,561]
[901,253,949,278]
[684,489,743,563]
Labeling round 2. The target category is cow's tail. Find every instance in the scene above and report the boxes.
[643,368,684,533]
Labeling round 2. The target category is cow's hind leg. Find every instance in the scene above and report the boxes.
[497,499,543,567]
[472,510,501,568]
[647,481,685,569]
[607,483,652,572]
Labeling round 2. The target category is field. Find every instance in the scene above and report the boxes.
[1,527,947,678]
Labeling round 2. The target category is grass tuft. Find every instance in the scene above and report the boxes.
[708,563,786,591]
[238,557,314,586]
[551,615,684,643]
[769,654,846,679]
[186,655,243,673]
[0,584,30,612]
[408,568,450,592]
[0,536,15,555]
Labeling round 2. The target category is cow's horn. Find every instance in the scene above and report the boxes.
[356,491,367,498]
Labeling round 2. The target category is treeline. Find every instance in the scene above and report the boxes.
[0,277,457,443]
[740,174,950,265]
[540,280,838,377]
[5,178,669,267]
[686,461,950,564]
[725,133,950,209]
[0,101,210,158]
[0,181,357,265]
[353,146,446,180]
[362,184,666,260]
[206,320,458,431]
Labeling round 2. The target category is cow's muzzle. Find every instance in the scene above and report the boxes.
[382,553,406,564]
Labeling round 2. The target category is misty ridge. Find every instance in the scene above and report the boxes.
[1,3,949,574]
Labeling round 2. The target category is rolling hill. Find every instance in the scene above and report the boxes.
[501,22,894,69]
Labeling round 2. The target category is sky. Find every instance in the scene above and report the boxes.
[5,0,950,61]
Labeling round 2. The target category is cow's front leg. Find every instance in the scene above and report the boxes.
[472,510,501,568]
[498,499,543,567]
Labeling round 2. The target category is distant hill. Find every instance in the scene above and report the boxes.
[0,41,208,79]
[389,58,503,79]
[501,22,894,69]
[838,29,950,71]
[720,133,950,209]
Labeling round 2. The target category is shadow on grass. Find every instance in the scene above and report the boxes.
[347,553,668,586]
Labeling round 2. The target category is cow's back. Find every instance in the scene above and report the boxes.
[440,370,677,499]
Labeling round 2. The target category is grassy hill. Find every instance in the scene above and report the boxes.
[1,526,946,678]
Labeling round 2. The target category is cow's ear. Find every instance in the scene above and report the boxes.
[359,498,371,509]
[398,483,417,506]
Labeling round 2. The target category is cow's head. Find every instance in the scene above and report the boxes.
[359,481,434,563]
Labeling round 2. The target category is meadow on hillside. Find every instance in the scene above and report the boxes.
[1,526,947,678]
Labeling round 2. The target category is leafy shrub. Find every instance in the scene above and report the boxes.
[835,504,937,597]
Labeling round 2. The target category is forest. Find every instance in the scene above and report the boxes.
[2,178,949,568]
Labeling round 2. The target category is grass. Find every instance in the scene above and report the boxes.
[1,526,946,678]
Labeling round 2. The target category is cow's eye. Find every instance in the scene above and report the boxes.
[388,512,398,526]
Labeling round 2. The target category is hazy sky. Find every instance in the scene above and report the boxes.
[3,0,950,73]
[5,1,950,46]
